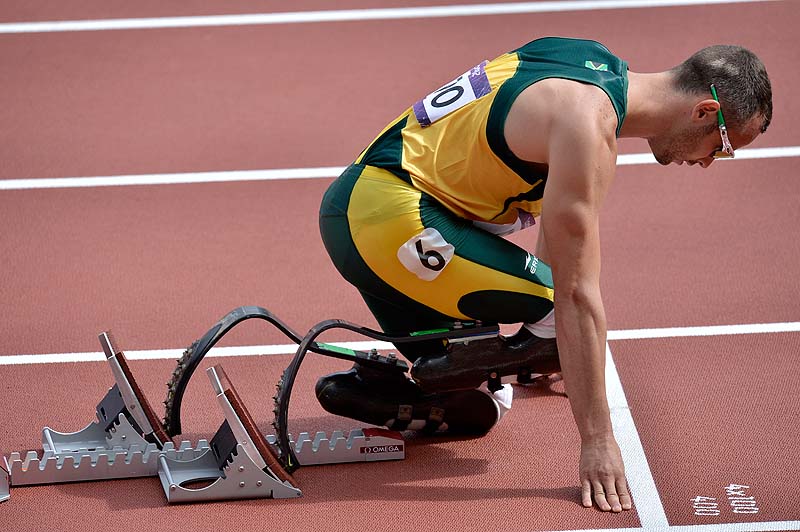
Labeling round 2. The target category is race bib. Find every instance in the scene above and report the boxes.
[412,61,492,127]
[397,228,455,281]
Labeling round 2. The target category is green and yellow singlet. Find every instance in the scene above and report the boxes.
[356,36,628,224]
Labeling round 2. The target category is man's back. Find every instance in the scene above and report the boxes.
[356,36,628,224]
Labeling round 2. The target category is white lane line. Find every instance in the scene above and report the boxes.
[0,166,345,191]
[667,523,800,531]
[614,146,800,166]
[608,321,800,340]
[605,343,669,527]
[1,321,798,366]
[0,0,781,34]
[1,146,797,191]
[546,521,800,532]
[0,340,395,365]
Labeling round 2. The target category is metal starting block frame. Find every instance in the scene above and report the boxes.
[0,330,405,504]
[1,460,8,503]
[268,428,405,466]
[3,413,208,488]
[158,364,302,502]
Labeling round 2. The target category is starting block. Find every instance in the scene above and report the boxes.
[158,364,301,502]
[1,331,404,504]
[1,460,8,503]
[159,364,404,502]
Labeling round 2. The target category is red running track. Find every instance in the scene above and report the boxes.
[1,2,799,531]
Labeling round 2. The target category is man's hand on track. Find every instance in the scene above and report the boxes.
[579,437,633,512]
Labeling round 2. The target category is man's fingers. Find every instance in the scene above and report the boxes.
[588,477,632,512]
[581,480,593,508]
[601,477,623,512]
[592,480,612,511]
[605,490,622,513]
[617,479,633,510]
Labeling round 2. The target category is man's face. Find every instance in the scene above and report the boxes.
[649,121,718,167]
[649,117,761,168]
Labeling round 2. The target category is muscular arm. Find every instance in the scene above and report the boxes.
[507,80,632,512]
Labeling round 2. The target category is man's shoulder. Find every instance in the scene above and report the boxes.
[505,79,618,163]
[524,79,618,134]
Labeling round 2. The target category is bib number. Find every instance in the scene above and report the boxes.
[397,228,455,281]
[412,60,491,127]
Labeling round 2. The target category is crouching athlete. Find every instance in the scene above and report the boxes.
[315,36,772,512]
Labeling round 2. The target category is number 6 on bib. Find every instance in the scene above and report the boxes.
[397,228,455,281]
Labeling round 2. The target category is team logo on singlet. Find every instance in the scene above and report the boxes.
[584,60,608,71]
[397,228,455,281]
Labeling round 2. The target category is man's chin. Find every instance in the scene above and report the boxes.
[654,154,672,166]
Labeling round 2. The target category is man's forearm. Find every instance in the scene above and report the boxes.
[554,293,612,442]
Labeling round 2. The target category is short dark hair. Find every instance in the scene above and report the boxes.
[671,45,772,133]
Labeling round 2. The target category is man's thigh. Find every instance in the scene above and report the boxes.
[320,164,554,326]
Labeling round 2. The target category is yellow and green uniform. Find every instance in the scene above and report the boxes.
[320,37,628,357]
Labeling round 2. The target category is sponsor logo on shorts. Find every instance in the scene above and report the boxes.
[525,253,539,275]
[360,444,404,454]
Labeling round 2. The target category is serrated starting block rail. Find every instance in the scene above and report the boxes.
[272,427,404,466]
[0,330,404,505]
[4,412,209,488]
[159,426,405,502]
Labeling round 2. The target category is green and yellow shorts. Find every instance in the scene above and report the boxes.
[319,164,554,358]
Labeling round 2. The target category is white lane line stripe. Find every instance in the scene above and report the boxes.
[1,146,797,191]
[545,521,800,532]
[0,0,780,34]
[667,523,800,531]
[608,321,800,340]
[605,343,669,527]
[615,146,800,166]
[0,341,395,365]
[0,166,345,191]
[1,321,798,366]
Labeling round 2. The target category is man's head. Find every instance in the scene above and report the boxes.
[649,45,772,167]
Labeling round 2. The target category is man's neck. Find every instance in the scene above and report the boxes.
[619,71,680,139]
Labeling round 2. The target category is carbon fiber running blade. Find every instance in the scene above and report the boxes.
[163,306,305,437]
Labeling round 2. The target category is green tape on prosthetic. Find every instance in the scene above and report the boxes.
[410,328,450,336]
[317,343,357,356]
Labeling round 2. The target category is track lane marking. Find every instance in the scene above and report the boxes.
[1,146,798,191]
[605,343,669,527]
[608,321,800,340]
[545,521,800,531]
[1,321,798,365]
[0,0,781,34]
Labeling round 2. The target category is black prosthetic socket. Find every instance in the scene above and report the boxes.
[315,362,499,435]
[410,326,560,393]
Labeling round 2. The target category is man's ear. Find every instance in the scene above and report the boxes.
[692,98,720,123]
